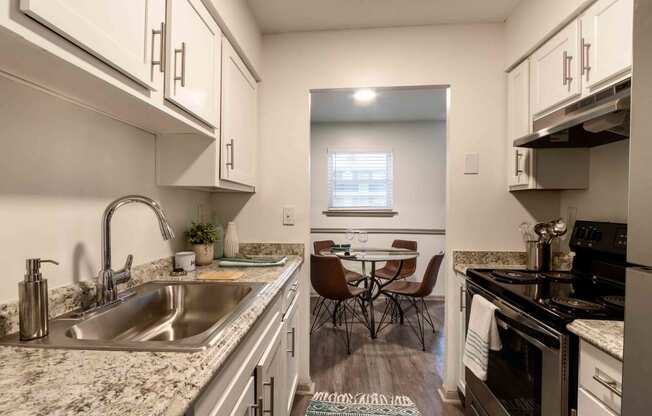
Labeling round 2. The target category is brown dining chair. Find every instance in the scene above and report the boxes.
[310,255,367,354]
[313,240,364,284]
[379,253,444,351]
[374,239,417,281]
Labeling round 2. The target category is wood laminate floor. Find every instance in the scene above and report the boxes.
[290,299,464,416]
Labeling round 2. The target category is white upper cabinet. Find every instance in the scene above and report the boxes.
[19,0,165,90]
[507,60,532,189]
[531,21,581,116]
[165,0,222,127]
[220,37,258,187]
[579,0,633,92]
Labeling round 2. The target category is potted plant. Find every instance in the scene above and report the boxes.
[186,222,219,266]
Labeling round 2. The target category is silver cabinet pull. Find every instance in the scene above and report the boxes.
[563,51,568,85]
[261,377,274,415]
[287,327,296,357]
[226,139,235,170]
[581,38,591,81]
[174,42,186,87]
[593,370,622,397]
[515,150,523,176]
[151,22,165,73]
[459,286,466,312]
[563,51,573,87]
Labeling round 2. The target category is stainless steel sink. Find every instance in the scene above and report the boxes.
[0,281,265,352]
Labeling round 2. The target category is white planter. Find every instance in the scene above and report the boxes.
[192,244,214,266]
[224,222,239,258]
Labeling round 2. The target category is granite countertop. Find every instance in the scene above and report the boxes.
[567,319,624,361]
[453,250,527,275]
[0,255,303,416]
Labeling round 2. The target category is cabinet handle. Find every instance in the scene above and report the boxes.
[174,42,186,87]
[151,22,165,73]
[563,51,573,88]
[287,327,296,357]
[593,370,622,397]
[515,150,523,176]
[581,38,591,81]
[459,286,466,312]
[226,139,235,170]
[261,377,275,415]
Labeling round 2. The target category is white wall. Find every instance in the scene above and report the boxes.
[560,140,629,223]
[505,0,592,69]
[211,23,561,394]
[310,121,446,296]
[0,75,211,303]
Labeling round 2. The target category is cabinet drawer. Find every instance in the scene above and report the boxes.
[578,387,617,416]
[284,278,299,315]
[579,341,622,414]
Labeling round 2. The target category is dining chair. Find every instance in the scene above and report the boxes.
[313,240,364,284]
[379,253,444,351]
[374,239,417,281]
[310,255,367,354]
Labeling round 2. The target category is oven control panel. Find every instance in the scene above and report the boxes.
[570,221,627,255]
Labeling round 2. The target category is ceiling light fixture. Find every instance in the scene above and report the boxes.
[353,89,377,103]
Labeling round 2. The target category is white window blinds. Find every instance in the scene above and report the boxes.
[328,151,394,209]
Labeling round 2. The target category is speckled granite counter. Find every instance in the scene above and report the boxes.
[453,250,526,274]
[0,251,303,416]
[568,319,624,360]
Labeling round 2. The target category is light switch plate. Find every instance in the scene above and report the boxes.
[283,206,295,225]
[464,152,479,174]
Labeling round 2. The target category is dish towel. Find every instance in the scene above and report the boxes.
[218,256,287,267]
[463,294,503,381]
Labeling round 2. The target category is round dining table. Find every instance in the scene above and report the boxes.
[319,247,419,338]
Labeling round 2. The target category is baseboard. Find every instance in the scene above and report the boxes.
[296,381,316,396]
[437,387,462,404]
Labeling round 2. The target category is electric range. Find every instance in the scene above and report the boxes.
[464,221,627,416]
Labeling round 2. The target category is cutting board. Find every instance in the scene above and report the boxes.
[198,271,245,280]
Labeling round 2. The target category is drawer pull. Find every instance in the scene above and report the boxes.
[593,369,622,397]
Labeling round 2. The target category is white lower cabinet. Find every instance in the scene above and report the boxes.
[456,273,466,394]
[578,388,617,416]
[190,277,300,416]
[577,341,622,415]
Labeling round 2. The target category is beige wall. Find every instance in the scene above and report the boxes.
[211,23,561,393]
[0,75,210,303]
[560,140,629,224]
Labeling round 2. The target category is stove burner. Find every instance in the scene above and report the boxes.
[599,295,625,309]
[550,297,606,312]
[491,270,541,284]
[540,271,578,282]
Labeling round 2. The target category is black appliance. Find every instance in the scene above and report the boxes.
[464,221,627,416]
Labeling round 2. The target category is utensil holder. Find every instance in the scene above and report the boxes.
[526,241,552,272]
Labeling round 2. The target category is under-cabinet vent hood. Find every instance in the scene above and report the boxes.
[514,79,631,148]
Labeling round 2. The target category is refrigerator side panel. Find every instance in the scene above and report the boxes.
[627,0,652,266]
[623,267,652,415]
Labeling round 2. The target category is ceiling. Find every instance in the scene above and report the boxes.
[310,87,447,123]
[247,0,521,34]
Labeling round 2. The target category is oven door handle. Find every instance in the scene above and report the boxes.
[495,311,560,351]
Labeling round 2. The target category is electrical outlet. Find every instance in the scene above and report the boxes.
[283,206,295,225]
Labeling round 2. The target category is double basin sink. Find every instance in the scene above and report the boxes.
[0,281,265,352]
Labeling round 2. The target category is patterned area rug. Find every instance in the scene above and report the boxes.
[306,392,422,416]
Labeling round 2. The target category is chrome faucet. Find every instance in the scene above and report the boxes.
[96,195,175,306]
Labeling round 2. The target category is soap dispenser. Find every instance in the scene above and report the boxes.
[19,258,58,341]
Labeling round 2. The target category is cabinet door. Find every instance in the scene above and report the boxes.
[507,60,532,189]
[456,274,466,393]
[228,376,256,416]
[256,323,287,416]
[578,388,618,416]
[221,38,258,186]
[580,0,633,92]
[165,0,221,127]
[20,0,165,90]
[284,293,300,415]
[531,21,581,116]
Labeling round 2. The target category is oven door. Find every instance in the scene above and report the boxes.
[465,281,570,416]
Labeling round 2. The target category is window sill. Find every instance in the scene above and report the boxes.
[322,209,398,217]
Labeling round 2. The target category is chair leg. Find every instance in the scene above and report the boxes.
[421,298,437,333]
[311,298,334,334]
[312,296,325,316]
[401,297,426,351]
[343,300,352,354]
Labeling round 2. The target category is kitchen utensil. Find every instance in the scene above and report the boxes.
[534,222,553,244]
[519,222,533,242]
[551,218,568,238]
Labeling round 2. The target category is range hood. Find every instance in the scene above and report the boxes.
[514,79,631,148]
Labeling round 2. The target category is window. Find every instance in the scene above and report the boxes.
[328,151,394,209]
